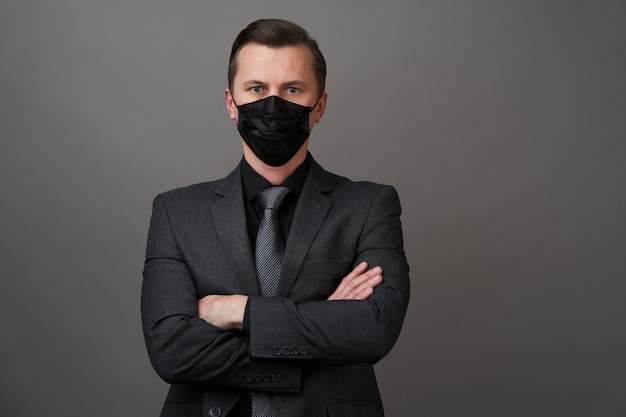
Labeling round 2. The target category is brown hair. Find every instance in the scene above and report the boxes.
[228,19,326,97]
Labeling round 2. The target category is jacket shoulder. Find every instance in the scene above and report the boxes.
[322,169,396,202]
[157,180,220,202]
[154,165,240,206]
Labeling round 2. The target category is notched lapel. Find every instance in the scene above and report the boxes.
[280,162,333,296]
[211,167,260,296]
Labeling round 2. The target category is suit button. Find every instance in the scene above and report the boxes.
[254,374,263,383]
[208,407,221,417]
[272,373,281,382]
[245,374,254,383]
[281,346,291,356]
[272,347,282,356]
[299,346,309,356]
[290,346,300,356]
[263,373,271,382]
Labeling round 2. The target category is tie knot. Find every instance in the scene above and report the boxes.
[257,186,289,211]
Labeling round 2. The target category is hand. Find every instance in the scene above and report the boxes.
[327,262,383,301]
[197,294,248,330]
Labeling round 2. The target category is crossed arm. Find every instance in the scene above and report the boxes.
[197,261,383,330]
[143,184,409,387]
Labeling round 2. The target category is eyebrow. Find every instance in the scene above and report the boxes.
[242,80,268,87]
[282,80,308,87]
[242,80,309,88]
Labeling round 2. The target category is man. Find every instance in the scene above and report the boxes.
[141,19,410,417]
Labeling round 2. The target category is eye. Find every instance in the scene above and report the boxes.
[287,87,299,94]
[251,86,262,93]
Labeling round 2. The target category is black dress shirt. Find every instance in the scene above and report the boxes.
[241,153,311,249]
[228,153,311,417]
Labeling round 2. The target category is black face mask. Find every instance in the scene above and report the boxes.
[235,95,315,167]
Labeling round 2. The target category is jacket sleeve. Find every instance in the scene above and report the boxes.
[141,194,301,392]
[247,185,410,364]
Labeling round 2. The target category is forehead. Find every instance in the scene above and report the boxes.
[233,42,316,85]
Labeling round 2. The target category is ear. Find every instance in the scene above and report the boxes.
[313,92,328,123]
[225,89,237,121]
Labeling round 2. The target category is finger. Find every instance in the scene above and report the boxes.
[345,261,368,280]
[348,266,382,289]
[327,263,368,300]
[339,265,382,295]
[352,286,374,300]
[349,273,382,299]
[337,271,382,300]
[327,264,382,301]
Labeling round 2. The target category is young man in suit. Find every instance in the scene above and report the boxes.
[141,18,410,417]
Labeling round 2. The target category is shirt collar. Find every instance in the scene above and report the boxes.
[241,153,312,202]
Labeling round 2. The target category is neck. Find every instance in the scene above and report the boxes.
[243,141,308,185]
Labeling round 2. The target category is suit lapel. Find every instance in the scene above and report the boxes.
[209,159,334,297]
[210,165,261,296]
[280,160,333,296]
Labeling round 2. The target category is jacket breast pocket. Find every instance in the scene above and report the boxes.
[289,259,353,301]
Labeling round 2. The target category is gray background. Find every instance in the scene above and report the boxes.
[1,1,625,416]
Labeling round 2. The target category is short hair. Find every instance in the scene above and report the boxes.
[228,19,326,98]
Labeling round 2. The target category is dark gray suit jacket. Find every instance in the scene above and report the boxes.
[141,157,410,417]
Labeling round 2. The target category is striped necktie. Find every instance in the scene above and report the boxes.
[251,186,289,417]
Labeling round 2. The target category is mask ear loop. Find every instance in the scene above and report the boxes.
[309,94,324,113]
